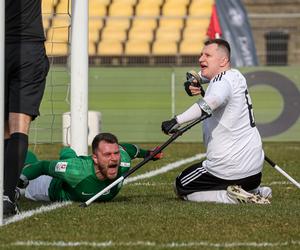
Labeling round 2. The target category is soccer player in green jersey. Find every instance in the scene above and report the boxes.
[18,133,162,202]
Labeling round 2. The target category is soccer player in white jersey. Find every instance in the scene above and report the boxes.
[161,39,271,204]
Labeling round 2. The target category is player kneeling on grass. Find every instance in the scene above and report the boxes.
[161,39,271,204]
[17,133,163,202]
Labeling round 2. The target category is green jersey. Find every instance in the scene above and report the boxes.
[23,144,148,202]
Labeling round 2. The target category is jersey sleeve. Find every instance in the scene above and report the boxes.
[49,157,92,188]
[22,156,92,189]
[59,147,78,160]
[204,78,232,111]
[120,143,148,159]
[118,146,133,176]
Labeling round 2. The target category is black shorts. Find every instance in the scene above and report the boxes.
[175,161,262,196]
[5,42,49,120]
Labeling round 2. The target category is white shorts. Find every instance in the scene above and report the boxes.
[25,175,52,201]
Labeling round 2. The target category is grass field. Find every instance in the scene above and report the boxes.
[0,142,299,249]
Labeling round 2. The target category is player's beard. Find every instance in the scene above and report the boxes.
[98,160,120,180]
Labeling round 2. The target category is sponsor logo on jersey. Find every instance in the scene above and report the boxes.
[55,162,68,172]
[81,192,94,196]
[213,71,226,82]
[120,162,130,167]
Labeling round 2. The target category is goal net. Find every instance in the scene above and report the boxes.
[30,0,71,145]
[30,0,89,155]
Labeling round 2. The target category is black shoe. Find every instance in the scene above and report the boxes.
[17,174,29,189]
[3,195,20,218]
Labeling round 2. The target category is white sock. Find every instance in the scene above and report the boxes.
[249,186,272,198]
[185,190,238,204]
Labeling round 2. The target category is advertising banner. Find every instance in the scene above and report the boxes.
[215,0,259,66]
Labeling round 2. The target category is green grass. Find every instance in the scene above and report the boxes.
[0,142,299,250]
[29,66,300,143]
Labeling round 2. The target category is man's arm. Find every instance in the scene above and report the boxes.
[120,143,163,161]
[19,160,52,188]
[20,157,87,189]
[20,148,78,184]
[161,99,212,135]
[162,79,232,134]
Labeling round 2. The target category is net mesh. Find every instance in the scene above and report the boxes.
[30,0,71,146]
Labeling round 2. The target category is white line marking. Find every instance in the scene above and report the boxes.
[128,182,170,186]
[9,240,300,248]
[3,202,71,225]
[129,181,298,187]
[125,153,205,184]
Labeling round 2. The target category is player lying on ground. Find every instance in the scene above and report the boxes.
[17,132,163,202]
[161,39,272,204]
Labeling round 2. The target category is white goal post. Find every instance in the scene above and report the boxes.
[70,0,89,155]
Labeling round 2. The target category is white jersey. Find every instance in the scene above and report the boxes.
[202,69,264,179]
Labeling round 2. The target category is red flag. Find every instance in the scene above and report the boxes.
[207,4,222,39]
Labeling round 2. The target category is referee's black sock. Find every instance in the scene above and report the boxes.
[4,138,9,150]
[4,133,28,202]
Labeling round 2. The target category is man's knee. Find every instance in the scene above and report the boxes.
[8,112,32,135]
[173,178,186,200]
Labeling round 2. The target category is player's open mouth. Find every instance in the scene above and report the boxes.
[108,164,118,168]
[107,164,118,176]
[200,64,207,69]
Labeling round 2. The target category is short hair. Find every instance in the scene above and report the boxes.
[92,132,119,153]
[204,38,231,58]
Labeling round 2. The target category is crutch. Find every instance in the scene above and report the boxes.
[265,156,300,189]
